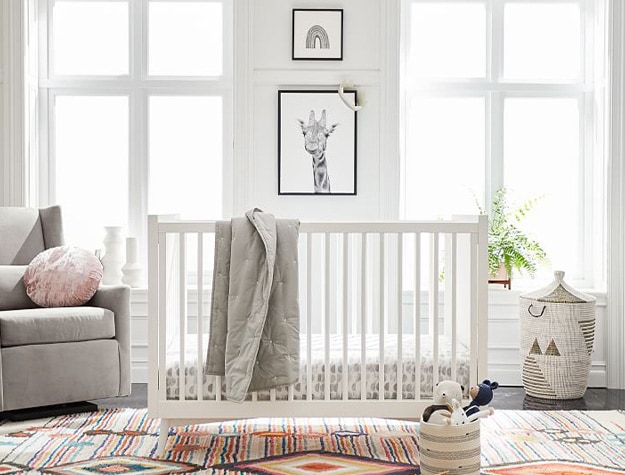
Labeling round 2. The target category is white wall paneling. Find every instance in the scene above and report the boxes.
[130,289,149,383]
[232,0,254,215]
[1,0,26,206]
[0,3,4,204]
[253,0,380,72]
[607,0,625,389]
[131,287,607,385]
[244,0,391,220]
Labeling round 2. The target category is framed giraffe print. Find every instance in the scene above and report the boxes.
[292,9,343,61]
[278,90,357,195]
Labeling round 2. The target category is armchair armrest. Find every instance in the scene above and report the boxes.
[88,285,131,396]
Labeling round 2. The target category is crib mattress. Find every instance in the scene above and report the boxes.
[165,334,470,401]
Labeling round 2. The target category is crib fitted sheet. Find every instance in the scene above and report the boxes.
[165,334,470,401]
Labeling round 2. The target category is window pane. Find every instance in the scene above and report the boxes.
[409,3,486,79]
[149,2,223,76]
[53,1,128,75]
[504,98,580,279]
[149,96,223,218]
[504,3,581,81]
[404,96,485,218]
[55,96,129,250]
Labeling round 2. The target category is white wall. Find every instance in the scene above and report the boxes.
[236,0,398,220]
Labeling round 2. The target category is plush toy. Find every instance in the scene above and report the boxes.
[442,398,495,425]
[434,380,464,405]
[421,380,464,425]
[443,399,469,425]
[464,379,499,417]
[466,405,495,423]
[422,404,451,424]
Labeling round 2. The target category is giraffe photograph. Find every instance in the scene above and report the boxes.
[278,90,357,195]
[292,9,343,61]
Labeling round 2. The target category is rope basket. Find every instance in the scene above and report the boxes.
[419,420,481,475]
[520,271,596,400]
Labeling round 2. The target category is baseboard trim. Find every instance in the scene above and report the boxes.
[490,367,607,388]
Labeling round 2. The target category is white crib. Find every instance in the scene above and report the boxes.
[147,215,489,454]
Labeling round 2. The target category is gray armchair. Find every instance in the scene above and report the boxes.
[0,206,130,412]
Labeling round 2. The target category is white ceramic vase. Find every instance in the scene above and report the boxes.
[101,226,125,285]
[122,237,142,287]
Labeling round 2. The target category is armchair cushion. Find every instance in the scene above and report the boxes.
[24,246,103,307]
[0,307,115,347]
[0,266,38,311]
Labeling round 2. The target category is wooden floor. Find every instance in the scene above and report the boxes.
[93,384,625,411]
[2,385,623,422]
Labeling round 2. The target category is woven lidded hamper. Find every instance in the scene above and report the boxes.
[419,420,481,475]
[520,270,596,399]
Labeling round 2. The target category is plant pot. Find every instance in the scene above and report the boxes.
[488,263,511,289]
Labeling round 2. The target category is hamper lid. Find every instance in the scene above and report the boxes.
[520,270,596,303]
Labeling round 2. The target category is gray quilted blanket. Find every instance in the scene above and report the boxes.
[205,209,300,402]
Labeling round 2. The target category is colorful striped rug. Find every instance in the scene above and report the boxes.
[0,408,623,474]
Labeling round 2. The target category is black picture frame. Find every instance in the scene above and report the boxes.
[278,90,357,196]
[292,9,344,61]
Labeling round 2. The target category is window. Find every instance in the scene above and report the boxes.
[37,0,232,267]
[401,0,607,288]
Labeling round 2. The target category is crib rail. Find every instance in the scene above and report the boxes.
[147,215,488,421]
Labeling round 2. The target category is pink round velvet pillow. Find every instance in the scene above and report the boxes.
[24,246,103,307]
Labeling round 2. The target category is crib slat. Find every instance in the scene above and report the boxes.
[197,233,204,401]
[324,232,331,402]
[470,233,479,385]
[343,232,349,401]
[447,234,458,382]
[414,233,421,401]
[307,234,313,401]
[158,232,167,403]
[397,233,403,401]
[216,375,222,401]
[477,215,489,381]
[179,233,186,401]
[430,233,439,389]
[361,233,367,401]
[379,233,385,402]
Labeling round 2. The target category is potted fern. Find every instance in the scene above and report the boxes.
[479,188,548,288]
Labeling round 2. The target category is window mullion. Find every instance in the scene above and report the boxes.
[581,91,595,284]
[485,0,493,81]
[487,0,504,210]
[129,90,148,268]
[489,91,504,209]
[46,91,56,206]
[581,0,591,84]
[127,0,148,268]
[490,0,504,83]
[129,0,139,80]
[38,0,50,206]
